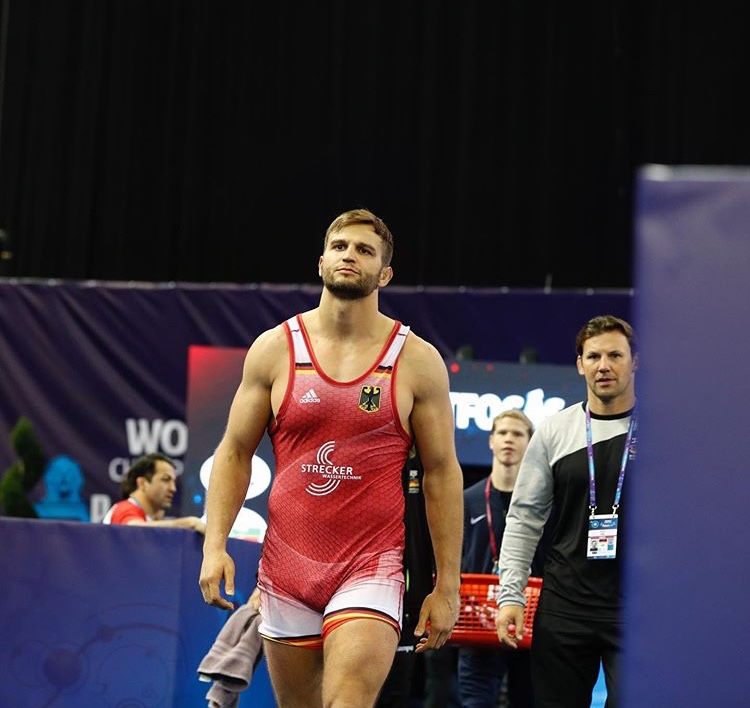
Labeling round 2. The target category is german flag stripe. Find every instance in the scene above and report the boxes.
[321,608,400,640]
[260,633,323,649]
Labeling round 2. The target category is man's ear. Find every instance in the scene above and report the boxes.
[378,266,393,288]
[318,256,323,278]
[576,355,584,376]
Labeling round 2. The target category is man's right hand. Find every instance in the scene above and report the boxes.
[199,549,236,610]
[496,603,525,648]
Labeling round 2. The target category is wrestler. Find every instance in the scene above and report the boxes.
[199,209,463,707]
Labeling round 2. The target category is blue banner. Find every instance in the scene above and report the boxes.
[0,280,628,521]
[0,518,273,707]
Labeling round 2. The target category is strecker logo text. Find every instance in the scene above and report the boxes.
[301,440,361,496]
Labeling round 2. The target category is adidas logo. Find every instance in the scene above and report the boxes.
[299,388,321,404]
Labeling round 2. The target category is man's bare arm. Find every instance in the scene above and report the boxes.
[404,337,463,652]
[199,326,286,608]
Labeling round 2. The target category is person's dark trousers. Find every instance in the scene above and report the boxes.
[531,610,621,708]
[423,645,461,708]
[458,647,533,708]
[376,648,416,708]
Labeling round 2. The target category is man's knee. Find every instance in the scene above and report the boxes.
[322,653,396,708]
[323,676,382,708]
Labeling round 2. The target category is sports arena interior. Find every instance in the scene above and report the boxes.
[1,4,748,707]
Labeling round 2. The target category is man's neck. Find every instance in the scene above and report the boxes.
[316,289,383,339]
[587,391,636,416]
[490,463,519,492]
[130,490,155,518]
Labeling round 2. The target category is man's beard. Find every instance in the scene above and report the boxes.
[322,269,380,300]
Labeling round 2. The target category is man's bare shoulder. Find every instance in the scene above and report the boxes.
[243,324,289,380]
[402,331,444,364]
[400,332,449,389]
[248,323,287,354]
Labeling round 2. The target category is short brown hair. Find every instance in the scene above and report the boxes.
[324,208,394,267]
[575,315,636,356]
[121,453,175,499]
[491,410,534,438]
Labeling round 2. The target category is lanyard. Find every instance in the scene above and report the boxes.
[585,406,636,517]
[484,476,507,561]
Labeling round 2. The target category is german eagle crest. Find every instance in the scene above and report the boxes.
[358,385,381,413]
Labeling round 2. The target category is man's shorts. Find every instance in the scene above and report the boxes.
[258,577,404,649]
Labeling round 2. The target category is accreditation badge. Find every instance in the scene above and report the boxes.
[587,514,618,560]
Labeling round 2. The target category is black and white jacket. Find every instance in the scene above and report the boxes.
[498,402,636,621]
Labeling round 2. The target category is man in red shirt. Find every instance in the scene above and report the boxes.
[103,453,205,533]
[200,209,463,708]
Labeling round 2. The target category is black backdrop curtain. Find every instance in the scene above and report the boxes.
[0,1,748,287]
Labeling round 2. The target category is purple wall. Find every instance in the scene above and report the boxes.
[624,167,750,706]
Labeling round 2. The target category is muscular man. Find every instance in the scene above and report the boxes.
[496,315,638,708]
[102,453,205,532]
[199,209,463,708]
[460,410,540,708]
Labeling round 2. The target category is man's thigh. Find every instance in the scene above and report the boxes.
[258,588,326,707]
[260,577,403,707]
[531,611,602,708]
[323,618,399,708]
[263,639,323,708]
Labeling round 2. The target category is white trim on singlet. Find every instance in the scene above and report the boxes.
[286,316,410,369]
[380,323,410,368]
[286,315,312,365]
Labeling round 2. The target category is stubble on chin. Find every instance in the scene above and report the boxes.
[322,271,379,300]
[325,281,369,300]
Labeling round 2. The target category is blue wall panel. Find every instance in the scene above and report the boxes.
[624,167,750,706]
[0,519,273,707]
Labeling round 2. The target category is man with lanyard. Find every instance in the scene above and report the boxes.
[460,410,542,707]
[496,315,638,708]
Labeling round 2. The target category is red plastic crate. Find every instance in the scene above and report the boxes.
[448,573,542,649]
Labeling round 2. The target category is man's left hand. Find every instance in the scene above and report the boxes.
[413,586,459,653]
